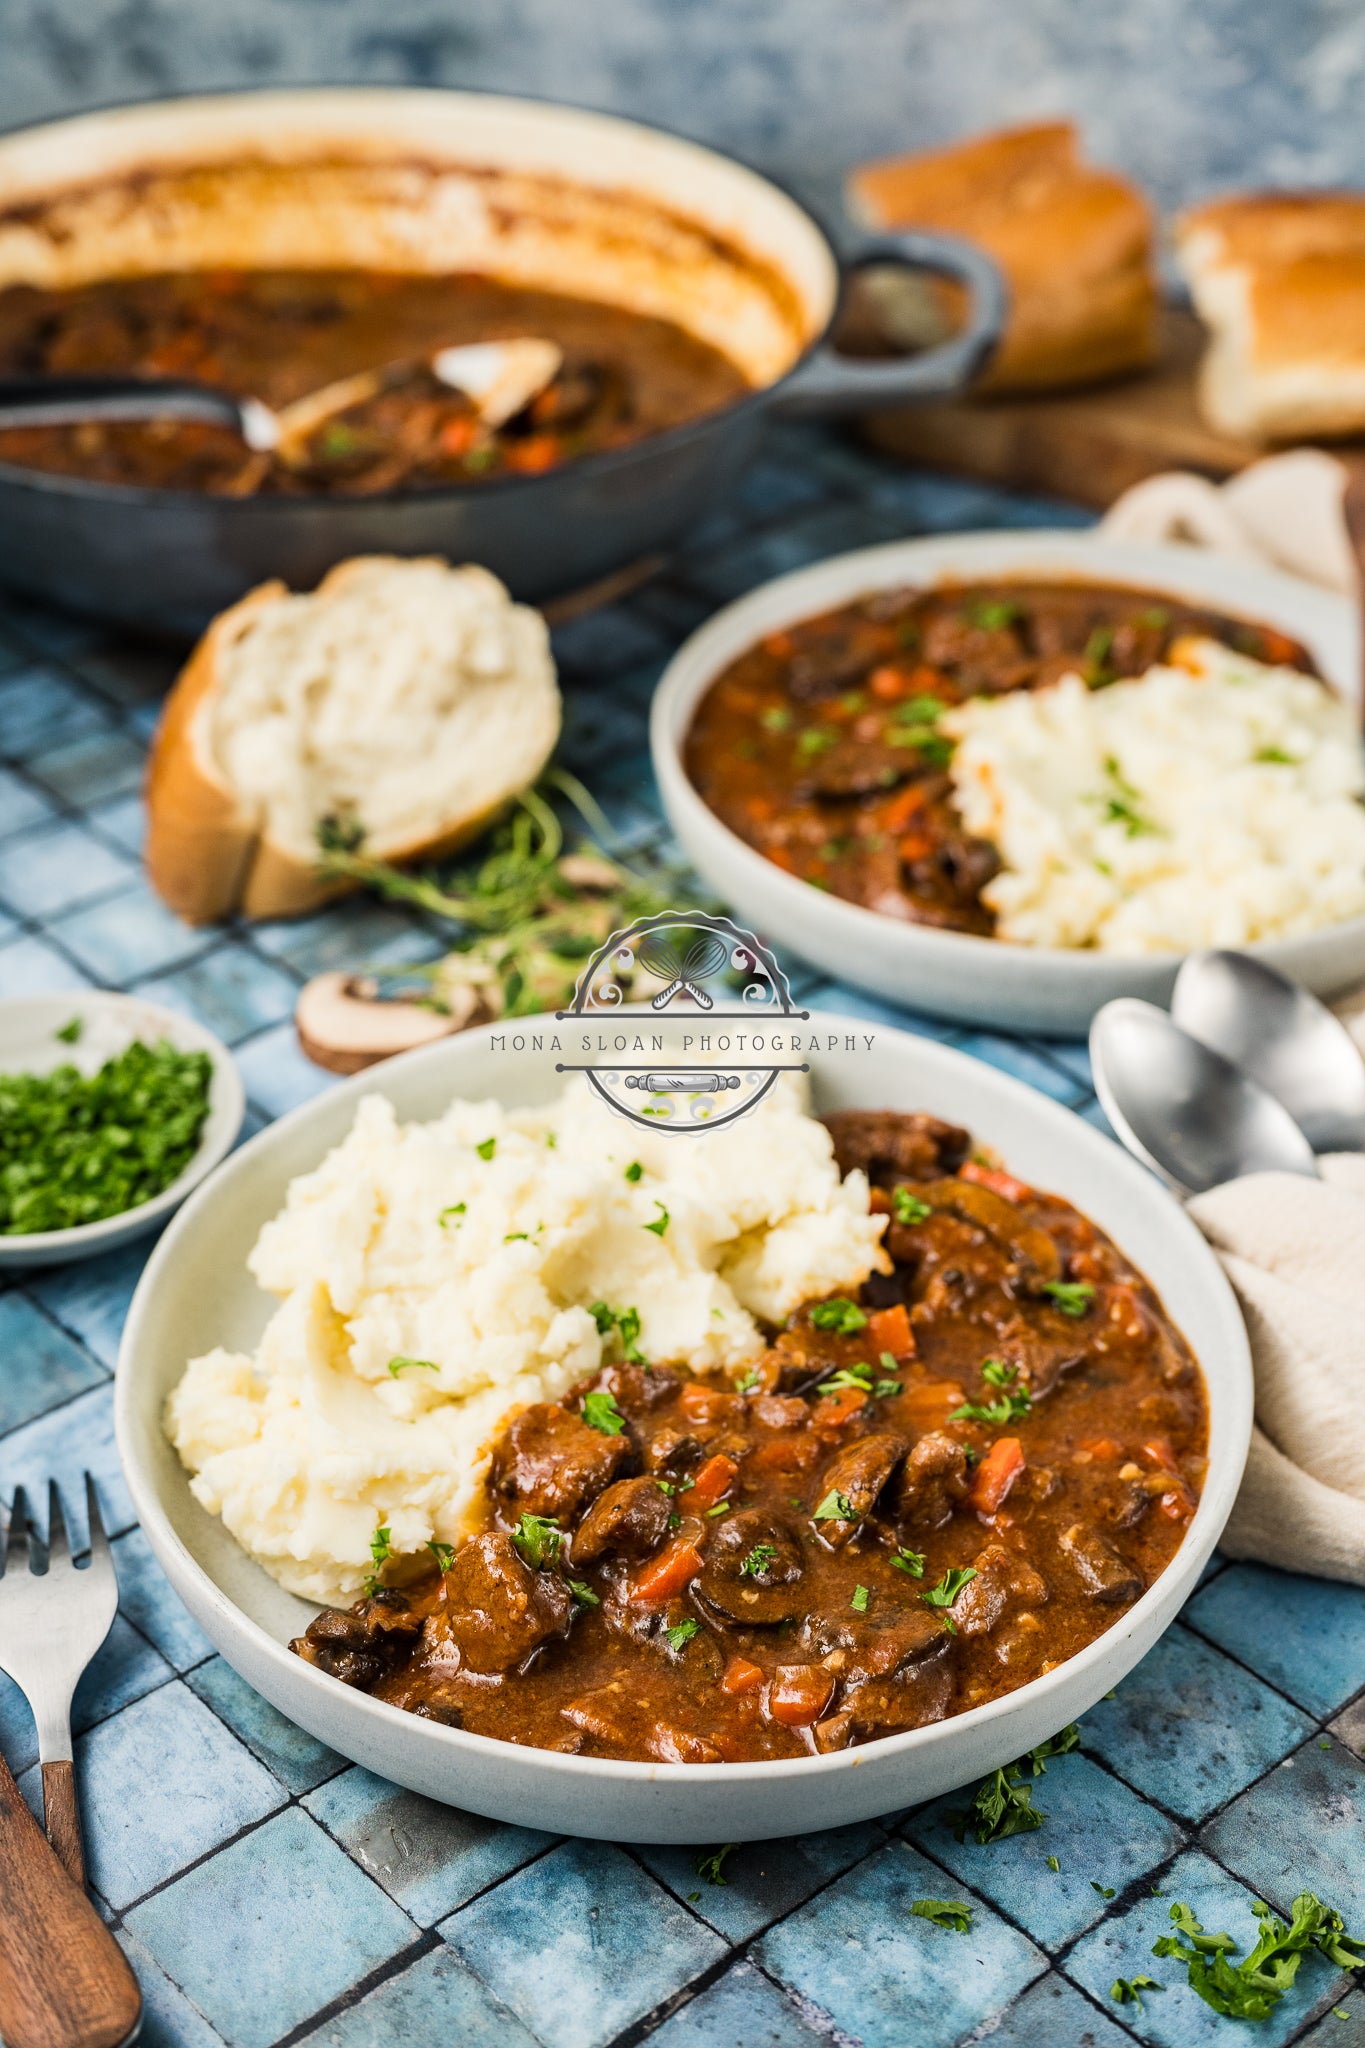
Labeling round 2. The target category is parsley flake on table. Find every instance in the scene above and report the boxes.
[1047,1856,1060,1873]
[664,1618,699,1651]
[0,1036,213,1236]
[1092,1882,1117,1900]
[945,1724,1080,1844]
[511,1513,562,1569]
[581,1390,626,1435]
[1110,1976,1163,2014]
[813,1489,855,1523]
[1041,1279,1097,1318]
[387,1356,438,1376]
[1151,1892,1365,2024]
[644,1201,670,1237]
[739,1542,779,1578]
[810,1298,868,1335]
[910,1898,973,1934]
[695,1844,737,1885]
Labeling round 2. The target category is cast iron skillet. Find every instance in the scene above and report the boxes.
[0,92,1005,637]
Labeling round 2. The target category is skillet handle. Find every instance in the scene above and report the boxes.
[771,230,1007,416]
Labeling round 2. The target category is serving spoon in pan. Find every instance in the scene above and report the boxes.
[1090,996,1319,1198]
[0,335,564,463]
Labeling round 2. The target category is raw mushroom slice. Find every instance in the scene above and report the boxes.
[295,971,483,1076]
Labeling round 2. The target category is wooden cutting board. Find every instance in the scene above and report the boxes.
[858,308,1339,510]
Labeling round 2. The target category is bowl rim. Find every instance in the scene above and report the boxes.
[0,81,834,516]
[649,529,1365,983]
[115,1009,1251,1792]
[0,989,244,1259]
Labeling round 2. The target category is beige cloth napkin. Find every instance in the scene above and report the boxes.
[1188,1161,1365,1585]
[1098,458,1365,1580]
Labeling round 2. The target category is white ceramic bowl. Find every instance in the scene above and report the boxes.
[0,993,244,1268]
[116,1014,1250,1842]
[651,532,1360,1035]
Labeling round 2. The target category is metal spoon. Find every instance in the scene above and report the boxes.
[0,336,563,460]
[1090,997,1318,1197]
[1172,949,1365,1153]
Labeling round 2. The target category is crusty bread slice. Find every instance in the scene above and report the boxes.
[1177,193,1365,440]
[145,556,561,925]
[847,121,1158,393]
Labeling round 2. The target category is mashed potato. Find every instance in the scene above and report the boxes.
[166,1074,886,1604]
[944,638,1365,953]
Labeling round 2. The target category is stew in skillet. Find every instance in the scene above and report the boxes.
[292,1108,1207,1761]
[684,581,1317,936]
[0,269,748,493]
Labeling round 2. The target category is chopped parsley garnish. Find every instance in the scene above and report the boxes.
[1139,606,1170,629]
[874,1367,904,1398]
[890,724,954,767]
[427,1540,455,1571]
[850,1584,870,1613]
[589,1301,647,1366]
[511,1513,562,1569]
[735,1368,761,1394]
[892,1187,933,1226]
[1254,744,1301,765]
[1150,1893,1365,2024]
[891,1547,926,1577]
[624,1161,644,1181]
[761,705,793,732]
[922,1567,978,1618]
[695,1843,736,1885]
[1083,624,1115,683]
[810,1298,868,1335]
[664,1619,699,1650]
[438,1202,466,1227]
[967,598,1021,631]
[581,1390,626,1435]
[706,1500,732,1518]
[476,1137,497,1160]
[951,1362,1031,1426]
[1088,754,1161,839]
[819,1366,874,1396]
[980,1357,1014,1386]
[387,1356,438,1376]
[504,1231,529,1242]
[644,1201,670,1237]
[568,1579,600,1607]
[796,726,837,757]
[910,1898,973,1933]
[364,1523,393,1595]
[1041,1279,1096,1318]
[0,1037,214,1236]
[55,1017,82,1044]
[1110,1977,1163,2014]
[739,1542,779,1578]
[945,1724,1081,1844]
[813,1489,855,1523]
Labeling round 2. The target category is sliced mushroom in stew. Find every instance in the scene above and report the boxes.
[292,1109,1207,1761]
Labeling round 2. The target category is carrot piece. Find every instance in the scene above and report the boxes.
[745,1435,820,1475]
[811,1384,868,1432]
[879,783,929,835]
[1079,1436,1123,1461]
[869,664,912,701]
[438,416,480,457]
[630,1538,703,1605]
[868,1304,915,1358]
[1139,1437,1179,1472]
[762,630,795,658]
[766,1664,837,1727]
[1157,1489,1193,1521]
[680,1385,743,1425]
[960,1159,1033,1204]
[869,1187,893,1214]
[721,1656,765,1696]
[503,434,562,474]
[688,1454,739,1512]
[969,1436,1026,1515]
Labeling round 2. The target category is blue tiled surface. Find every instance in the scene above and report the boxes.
[0,422,1363,2045]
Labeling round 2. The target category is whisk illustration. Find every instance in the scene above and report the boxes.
[636,928,729,1009]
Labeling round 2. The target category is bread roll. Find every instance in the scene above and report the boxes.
[1178,193,1365,441]
[847,121,1158,393]
[145,556,561,924]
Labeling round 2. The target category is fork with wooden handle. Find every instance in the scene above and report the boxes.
[0,1479,142,2047]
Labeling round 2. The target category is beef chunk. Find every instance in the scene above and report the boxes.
[291,1590,423,1690]
[561,1686,723,1762]
[428,1531,572,1674]
[639,1425,703,1477]
[489,1403,632,1520]
[1059,1523,1143,1604]
[594,1361,679,1421]
[888,1431,969,1532]
[698,1509,807,1624]
[822,1109,970,1185]
[570,1478,672,1565]
[812,1434,908,1547]
[796,735,914,800]
[804,1604,948,1682]
[952,1543,1049,1639]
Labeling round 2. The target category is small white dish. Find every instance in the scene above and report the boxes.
[115,1014,1250,1842]
[0,992,244,1268]
[650,532,1360,1035]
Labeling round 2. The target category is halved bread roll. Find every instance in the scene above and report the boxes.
[145,556,561,924]
[1177,193,1365,441]
[847,121,1158,393]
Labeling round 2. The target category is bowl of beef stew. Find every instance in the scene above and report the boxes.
[115,1015,1250,1842]
[652,533,1360,1034]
